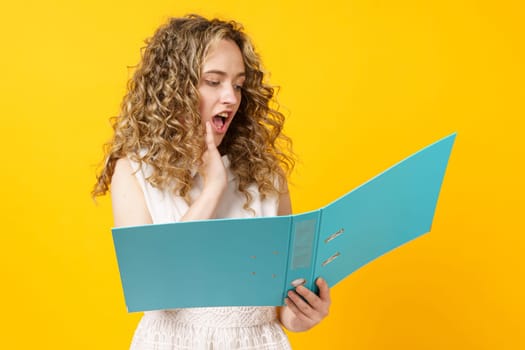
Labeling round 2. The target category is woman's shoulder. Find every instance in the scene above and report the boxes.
[112,158,136,185]
[111,158,153,226]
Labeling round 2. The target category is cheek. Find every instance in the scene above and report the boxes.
[197,89,214,115]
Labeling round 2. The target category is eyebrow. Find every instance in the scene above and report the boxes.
[202,70,246,78]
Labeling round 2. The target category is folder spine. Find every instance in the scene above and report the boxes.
[281,217,294,304]
[283,211,321,299]
[308,210,323,295]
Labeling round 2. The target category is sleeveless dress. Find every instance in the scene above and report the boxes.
[127,156,292,350]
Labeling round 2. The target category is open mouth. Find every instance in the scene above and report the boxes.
[212,112,229,132]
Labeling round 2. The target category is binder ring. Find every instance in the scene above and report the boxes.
[322,252,341,267]
[324,228,345,243]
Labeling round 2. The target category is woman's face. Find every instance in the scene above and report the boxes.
[198,39,245,147]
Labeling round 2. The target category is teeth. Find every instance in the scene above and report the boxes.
[217,112,228,118]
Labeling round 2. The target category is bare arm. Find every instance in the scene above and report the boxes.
[111,158,152,227]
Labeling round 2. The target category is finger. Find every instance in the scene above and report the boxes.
[295,285,321,308]
[204,122,216,150]
[288,290,316,318]
[295,285,329,316]
[283,297,300,315]
[284,297,310,321]
[316,277,331,303]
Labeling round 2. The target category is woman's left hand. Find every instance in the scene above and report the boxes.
[279,277,331,332]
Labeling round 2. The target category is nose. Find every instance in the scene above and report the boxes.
[220,84,239,105]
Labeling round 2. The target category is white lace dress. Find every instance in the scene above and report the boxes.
[127,156,291,350]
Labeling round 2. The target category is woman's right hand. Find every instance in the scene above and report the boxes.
[199,121,227,196]
[178,122,227,221]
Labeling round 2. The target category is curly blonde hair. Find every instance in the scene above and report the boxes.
[93,15,294,208]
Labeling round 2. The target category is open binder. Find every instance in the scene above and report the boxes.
[112,133,456,312]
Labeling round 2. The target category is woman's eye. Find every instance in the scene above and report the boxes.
[234,84,243,91]
[206,80,220,86]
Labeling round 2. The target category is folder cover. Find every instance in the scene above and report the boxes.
[112,133,456,312]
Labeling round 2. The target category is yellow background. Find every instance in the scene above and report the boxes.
[1,0,523,348]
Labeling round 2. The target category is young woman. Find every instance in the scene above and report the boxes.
[93,15,331,349]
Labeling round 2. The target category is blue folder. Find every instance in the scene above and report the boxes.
[112,133,456,312]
